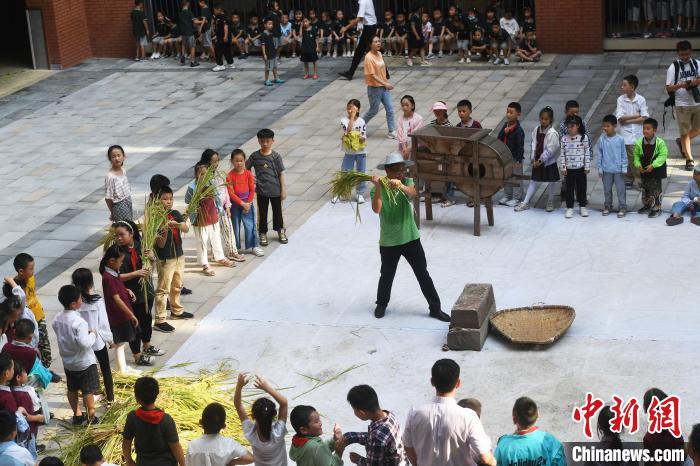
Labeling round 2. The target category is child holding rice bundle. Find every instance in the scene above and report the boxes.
[234,372,288,466]
[104,145,133,222]
[186,161,236,276]
[99,245,152,374]
[198,150,246,263]
[334,98,368,204]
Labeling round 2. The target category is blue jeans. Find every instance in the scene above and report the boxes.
[232,203,258,249]
[341,153,367,193]
[363,86,396,132]
[671,200,697,216]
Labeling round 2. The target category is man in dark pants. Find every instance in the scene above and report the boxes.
[370,153,450,322]
[338,0,378,80]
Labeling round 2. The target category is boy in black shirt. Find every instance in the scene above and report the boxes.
[230,12,246,58]
[470,28,488,59]
[332,10,348,57]
[153,187,190,333]
[244,15,261,53]
[319,11,334,57]
[122,377,185,466]
[196,0,214,61]
[516,30,541,62]
[380,9,396,57]
[131,0,149,61]
[212,3,233,71]
[152,11,171,59]
[178,0,198,67]
[395,13,408,56]
[489,22,511,65]
[261,19,283,86]
[431,8,447,58]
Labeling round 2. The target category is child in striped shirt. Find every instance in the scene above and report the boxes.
[559,115,591,219]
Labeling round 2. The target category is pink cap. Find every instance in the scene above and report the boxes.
[431,101,448,111]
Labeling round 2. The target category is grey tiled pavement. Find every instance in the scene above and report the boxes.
[1,51,697,440]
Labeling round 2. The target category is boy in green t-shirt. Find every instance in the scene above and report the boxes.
[370,153,449,322]
[494,397,566,466]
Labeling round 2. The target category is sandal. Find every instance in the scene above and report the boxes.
[686,160,695,171]
[229,253,246,262]
[217,258,235,267]
[202,266,215,276]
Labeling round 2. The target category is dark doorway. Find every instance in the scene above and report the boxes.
[4,0,33,68]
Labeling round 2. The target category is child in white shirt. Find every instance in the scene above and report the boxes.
[186,403,253,466]
[336,98,368,204]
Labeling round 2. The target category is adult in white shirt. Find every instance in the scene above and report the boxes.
[403,359,496,466]
[615,74,649,188]
[666,40,700,170]
[186,403,254,466]
[338,0,377,80]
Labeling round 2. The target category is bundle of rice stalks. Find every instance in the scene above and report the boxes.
[184,164,221,221]
[48,366,248,466]
[328,170,406,222]
[98,227,117,252]
[139,196,169,293]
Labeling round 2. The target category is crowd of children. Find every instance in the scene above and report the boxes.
[609,0,700,38]
[2,360,696,466]
[132,0,542,77]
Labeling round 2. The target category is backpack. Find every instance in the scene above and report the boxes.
[663,59,700,130]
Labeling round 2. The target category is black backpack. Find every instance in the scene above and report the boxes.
[663,59,699,130]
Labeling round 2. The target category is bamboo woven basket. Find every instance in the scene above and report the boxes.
[489,305,575,345]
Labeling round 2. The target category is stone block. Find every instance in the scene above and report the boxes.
[446,318,489,351]
[450,283,495,329]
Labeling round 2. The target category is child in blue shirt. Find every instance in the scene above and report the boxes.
[494,397,565,466]
[596,115,628,217]
[667,166,700,226]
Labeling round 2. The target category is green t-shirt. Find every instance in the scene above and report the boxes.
[370,177,420,247]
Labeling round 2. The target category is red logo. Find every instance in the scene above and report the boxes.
[647,395,682,438]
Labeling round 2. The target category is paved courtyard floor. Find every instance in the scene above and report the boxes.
[0,51,696,450]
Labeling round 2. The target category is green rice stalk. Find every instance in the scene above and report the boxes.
[139,196,169,294]
[184,164,222,223]
[98,227,118,252]
[293,363,366,399]
[47,365,250,466]
[328,171,409,222]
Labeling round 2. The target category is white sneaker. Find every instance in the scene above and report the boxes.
[498,197,512,206]
[332,51,337,57]
[252,246,265,257]
[475,52,481,58]
[466,57,471,63]
[503,58,510,65]
[406,58,414,66]
[427,53,435,59]
[545,200,554,212]
[565,208,574,219]
[387,51,392,56]
[356,194,366,204]
[228,63,236,69]
[292,53,297,57]
[493,57,501,65]
[505,198,519,207]
[514,202,530,212]
[212,65,226,72]
[121,367,142,376]
[580,206,589,217]
[387,131,397,139]
[438,50,443,57]
[332,195,340,204]
[459,58,465,64]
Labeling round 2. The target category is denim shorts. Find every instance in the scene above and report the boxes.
[265,58,276,70]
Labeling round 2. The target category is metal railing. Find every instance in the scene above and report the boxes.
[606,0,700,38]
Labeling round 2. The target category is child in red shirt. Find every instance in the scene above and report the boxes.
[227,150,264,257]
[100,245,152,374]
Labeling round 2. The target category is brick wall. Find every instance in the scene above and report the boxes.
[534,0,604,54]
[25,0,92,68]
[85,1,133,58]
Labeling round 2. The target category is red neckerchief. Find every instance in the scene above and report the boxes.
[129,247,138,271]
[167,213,180,245]
[502,122,517,144]
[292,434,312,447]
[135,408,165,425]
[516,425,539,435]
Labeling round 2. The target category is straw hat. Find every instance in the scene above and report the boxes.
[376,152,415,170]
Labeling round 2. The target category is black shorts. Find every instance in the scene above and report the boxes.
[65,364,100,394]
[407,34,424,49]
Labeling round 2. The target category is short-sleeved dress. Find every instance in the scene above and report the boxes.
[242,419,288,466]
[300,27,318,63]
